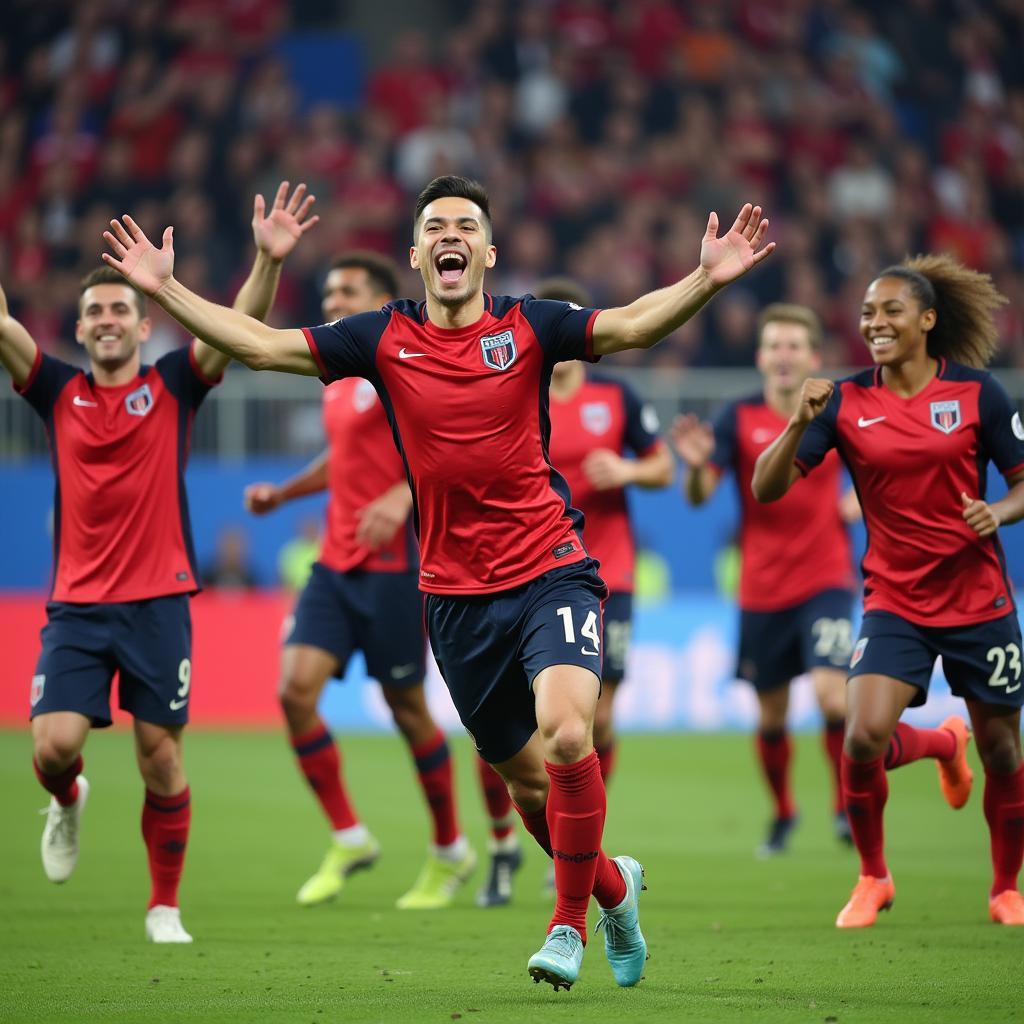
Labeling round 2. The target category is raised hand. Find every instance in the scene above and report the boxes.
[252,181,319,261]
[795,378,834,424]
[961,492,1000,538]
[244,482,281,516]
[102,216,174,296]
[670,413,715,468]
[700,204,775,288]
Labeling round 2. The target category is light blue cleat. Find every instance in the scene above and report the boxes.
[595,855,648,987]
[527,924,584,991]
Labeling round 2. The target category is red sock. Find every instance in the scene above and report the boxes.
[756,729,795,820]
[841,754,889,878]
[291,721,358,830]
[476,756,514,840]
[142,787,191,909]
[34,755,83,807]
[823,720,845,813]
[884,722,956,769]
[410,729,459,847]
[595,740,617,786]
[983,764,1024,897]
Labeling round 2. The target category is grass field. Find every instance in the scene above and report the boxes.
[1,728,1020,1024]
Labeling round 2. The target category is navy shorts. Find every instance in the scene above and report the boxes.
[425,558,608,764]
[737,588,855,692]
[30,595,193,728]
[849,609,1024,708]
[602,591,633,684]
[287,562,426,687]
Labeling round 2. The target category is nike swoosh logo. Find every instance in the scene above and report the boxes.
[398,348,427,359]
[857,416,886,428]
[169,698,188,711]
[581,647,600,657]
[73,396,98,407]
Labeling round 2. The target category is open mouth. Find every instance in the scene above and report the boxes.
[435,249,467,284]
[869,335,897,351]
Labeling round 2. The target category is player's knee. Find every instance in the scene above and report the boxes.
[505,773,547,812]
[382,688,430,738]
[844,720,889,761]
[278,673,318,720]
[138,739,183,792]
[33,734,81,774]
[541,718,591,764]
[976,734,1022,776]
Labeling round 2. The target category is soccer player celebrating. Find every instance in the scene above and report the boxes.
[672,304,857,855]
[2,181,317,943]
[752,255,1024,927]
[244,252,475,910]
[101,176,774,986]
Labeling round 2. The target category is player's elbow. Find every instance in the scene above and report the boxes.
[751,471,785,504]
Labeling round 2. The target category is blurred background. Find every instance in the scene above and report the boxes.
[1,0,1022,728]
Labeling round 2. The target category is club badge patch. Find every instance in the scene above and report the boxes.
[581,402,611,435]
[929,400,961,435]
[1013,412,1024,441]
[480,330,517,371]
[850,637,869,669]
[353,379,377,412]
[125,383,154,417]
[30,674,45,707]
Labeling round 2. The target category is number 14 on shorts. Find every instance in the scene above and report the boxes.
[556,606,601,657]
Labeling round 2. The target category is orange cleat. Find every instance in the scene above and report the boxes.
[990,890,1024,925]
[835,874,895,928]
[937,715,973,810]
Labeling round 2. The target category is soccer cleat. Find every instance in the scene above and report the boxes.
[476,843,523,907]
[296,836,381,906]
[528,924,584,991]
[396,846,477,910]
[989,890,1024,925]
[834,809,854,846]
[755,814,798,858]
[145,904,193,943]
[595,855,648,987]
[40,775,89,883]
[937,715,973,810]
[835,874,895,928]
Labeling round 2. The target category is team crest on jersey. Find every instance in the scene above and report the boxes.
[124,383,153,417]
[30,674,45,707]
[480,330,517,371]
[353,379,377,412]
[929,400,961,434]
[581,401,611,435]
[850,637,869,669]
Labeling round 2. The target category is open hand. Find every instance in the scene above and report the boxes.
[252,181,319,261]
[670,414,715,468]
[102,216,174,296]
[700,203,775,288]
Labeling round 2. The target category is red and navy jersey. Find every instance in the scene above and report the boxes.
[303,294,601,595]
[15,343,219,603]
[711,395,854,611]
[320,377,416,574]
[548,373,662,593]
[795,360,1024,626]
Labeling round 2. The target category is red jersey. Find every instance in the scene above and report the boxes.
[320,377,415,573]
[15,343,219,603]
[304,294,601,595]
[548,373,663,593]
[795,360,1024,626]
[711,394,855,611]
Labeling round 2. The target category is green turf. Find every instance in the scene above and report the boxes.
[1,729,1019,1024]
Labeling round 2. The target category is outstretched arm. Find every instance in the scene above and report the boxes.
[245,449,329,515]
[102,216,317,374]
[751,378,833,502]
[592,204,775,356]
[193,181,320,379]
[0,279,39,388]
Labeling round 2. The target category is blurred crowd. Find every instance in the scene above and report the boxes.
[2,0,1024,371]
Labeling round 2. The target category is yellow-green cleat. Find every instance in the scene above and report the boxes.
[396,846,477,909]
[296,836,381,906]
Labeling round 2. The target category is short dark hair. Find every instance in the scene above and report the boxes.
[413,175,492,240]
[757,303,822,349]
[533,277,593,308]
[78,266,146,318]
[329,251,400,299]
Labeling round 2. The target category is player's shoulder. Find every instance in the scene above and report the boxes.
[718,392,765,419]
[938,358,991,385]
[836,368,878,391]
[381,298,426,324]
[487,293,530,319]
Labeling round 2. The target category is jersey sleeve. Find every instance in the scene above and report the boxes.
[14,349,79,420]
[795,387,841,475]
[707,401,739,474]
[302,311,385,383]
[156,344,221,411]
[979,373,1024,477]
[520,297,602,365]
[618,379,661,455]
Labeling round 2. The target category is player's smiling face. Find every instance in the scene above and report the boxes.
[859,276,935,367]
[410,196,496,309]
[322,267,384,321]
[756,321,819,392]
[75,283,151,372]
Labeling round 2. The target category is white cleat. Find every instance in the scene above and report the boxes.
[145,905,194,944]
[40,775,89,883]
